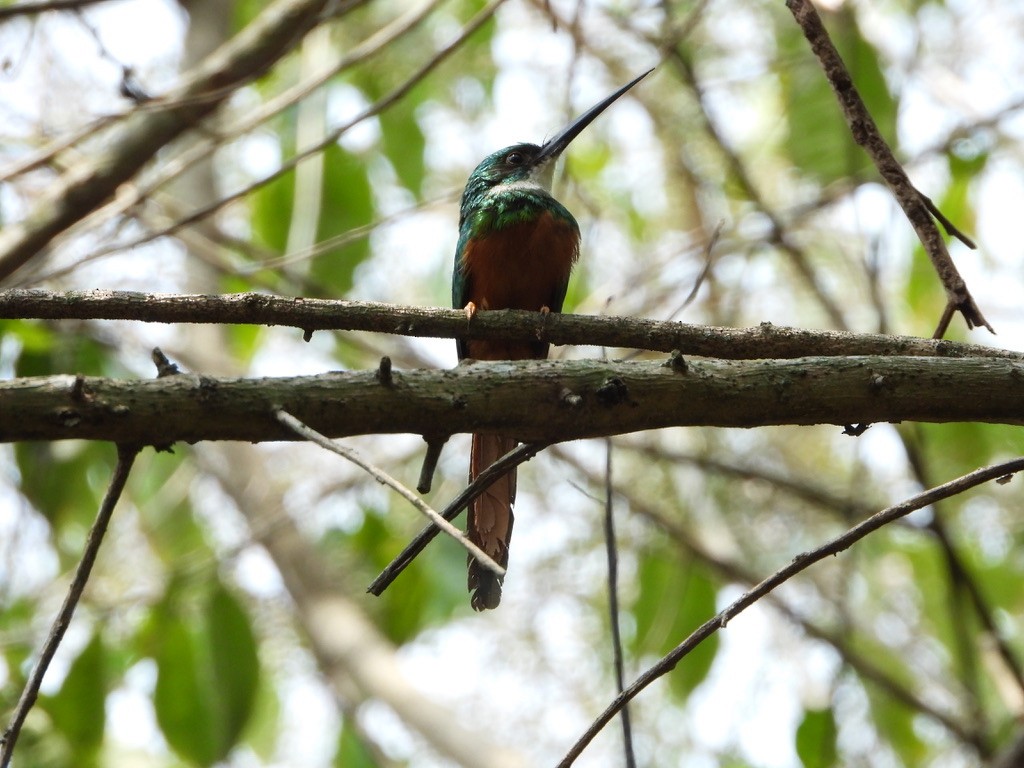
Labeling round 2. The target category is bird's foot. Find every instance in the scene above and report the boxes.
[536,305,552,340]
[463,301,478,321]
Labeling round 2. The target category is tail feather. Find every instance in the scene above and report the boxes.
[467,433,517,610]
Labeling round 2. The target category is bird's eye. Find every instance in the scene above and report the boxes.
[505,151,524,166]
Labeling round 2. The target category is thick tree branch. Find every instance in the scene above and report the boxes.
[0,290,1017,360]
[2,356,1024,444]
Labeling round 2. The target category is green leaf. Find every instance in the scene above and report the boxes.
[241,678,281,761]
[152,579,261,766]
[206,583,261,750]
[154,608,220,766]
[41,631,107,759]
[939,150,987,241]
[778,6,898,184]
[632,549,718,699]
[309,143,375,296]
[867,682,927,763]
[335,506,463,643]
[0,597,36,683]
[334,721,378,768]
[914,421,1024,478]
[903,240,947,328]
[795,707,838,768]
[250,142,374,298]
[379,96,426,196]
[128,450,210,565]
[15,442,113,539]
[251,149,295,257]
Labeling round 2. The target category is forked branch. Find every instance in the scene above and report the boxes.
[785,0,991,337]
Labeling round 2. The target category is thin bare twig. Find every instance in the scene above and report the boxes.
[367,443,548,596]
[557,457,1024,766]
[416,434,449,495]
[666,220,721,322]
[601,439,635,767]
[554,445,982,749]
[0,443,139,768]
[274,409,504,579]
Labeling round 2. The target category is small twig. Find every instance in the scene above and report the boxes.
[667,220,721,322]
[367,442,548,596]
[274,409,504,578]
[601,439,635,767]
[71,7,151,103]
[557,457,1024,766]
[150,347,181,377]
[933,301,957,340]
[0,443,139,768]
[416,434,449,494]
[919,192,976,250]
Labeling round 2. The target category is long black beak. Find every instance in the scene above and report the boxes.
[535,68,654,164]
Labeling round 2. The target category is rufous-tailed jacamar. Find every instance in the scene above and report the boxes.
[452,69,652,610]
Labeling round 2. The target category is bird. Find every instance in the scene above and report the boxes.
[452,69,653,610]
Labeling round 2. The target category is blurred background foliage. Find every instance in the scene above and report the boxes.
[1,0,1023,766]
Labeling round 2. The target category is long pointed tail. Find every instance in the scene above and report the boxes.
[467,433,517,610]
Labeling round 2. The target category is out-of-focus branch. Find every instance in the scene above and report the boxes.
[664,45,850,330]
[40,0,444,267]
[0,0,359,282]
[58,0,506,267]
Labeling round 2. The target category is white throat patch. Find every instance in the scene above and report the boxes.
[488,156,557,197]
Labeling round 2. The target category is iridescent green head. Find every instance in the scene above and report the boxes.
[459,68,654,216]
